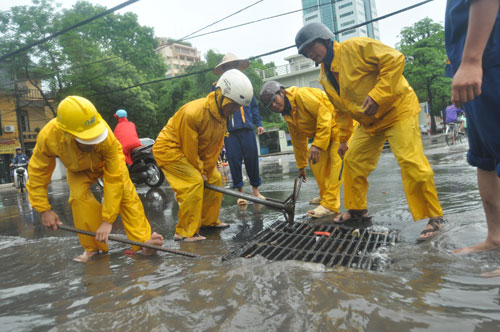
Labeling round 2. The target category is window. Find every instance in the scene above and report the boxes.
[339,2,352,9]
[339,11,353,18]
[342,29,356,36]
[341,20,355,27]
[305,14,318,21]
[19,110,29,132]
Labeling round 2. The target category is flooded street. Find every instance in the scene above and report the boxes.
[1,134,499,331]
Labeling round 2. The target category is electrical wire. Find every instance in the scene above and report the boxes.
[0,0,266,89]
[91,0,435,96]
[0,0,140,63]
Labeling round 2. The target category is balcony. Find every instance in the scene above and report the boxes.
[257,59,316,80]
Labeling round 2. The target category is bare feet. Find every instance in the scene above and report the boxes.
[73,250,98,262]
[174,233,206,242]
[453,239,500,254]
[306,205,337,218]
[142,232,164,256]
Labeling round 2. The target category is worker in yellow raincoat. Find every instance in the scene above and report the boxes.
[27,96,163,262]
[295,22,445,241]
[259,82,343,219]
[153,69,254,242]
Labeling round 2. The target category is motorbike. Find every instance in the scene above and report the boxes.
[98,141,164,188]
[13,163,29,192]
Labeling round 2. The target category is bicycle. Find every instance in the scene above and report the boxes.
[445,122,462,146]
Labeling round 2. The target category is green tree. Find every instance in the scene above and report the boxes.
[0,0,167,138]
[398,17,451,133]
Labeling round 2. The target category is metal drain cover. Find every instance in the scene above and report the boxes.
[224,220,399,271]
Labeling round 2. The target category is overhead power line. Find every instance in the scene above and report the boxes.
[91,0,435,96]
[0,0,265,89]
[0,0,140,63]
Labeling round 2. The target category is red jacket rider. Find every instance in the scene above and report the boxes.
[113,109,142,165]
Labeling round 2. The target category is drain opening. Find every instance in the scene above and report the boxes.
[224,221,399,271]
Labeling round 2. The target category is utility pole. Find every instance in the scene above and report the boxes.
[14,68,25,152]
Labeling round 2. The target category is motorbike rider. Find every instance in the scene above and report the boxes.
[10,147,29,183]
[113,109,142,165]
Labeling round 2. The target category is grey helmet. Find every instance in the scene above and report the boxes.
[295,22,334,54]
[259,81,283,109]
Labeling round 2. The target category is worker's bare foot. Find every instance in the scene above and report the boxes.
[73,250,98,262]
[142,232,164,255]
[453,239,500,254]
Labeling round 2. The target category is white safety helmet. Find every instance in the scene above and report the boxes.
[215,69,253,106]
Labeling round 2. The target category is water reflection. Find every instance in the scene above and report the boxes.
[1,136,500,331]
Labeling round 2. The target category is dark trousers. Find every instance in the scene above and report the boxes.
[224,129,262,188]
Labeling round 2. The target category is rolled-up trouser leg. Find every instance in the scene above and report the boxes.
[201,167,223,227]
[67,170,108,252]
[310,140,342,212]
[159,158,204,238]
[343,129,386,210]
[119,176,152,252]
[387,115,443,220]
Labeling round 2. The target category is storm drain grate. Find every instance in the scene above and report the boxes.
[225,221,399,271]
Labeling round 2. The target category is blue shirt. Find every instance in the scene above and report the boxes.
[12,154,28,165]
[445,0,500,75]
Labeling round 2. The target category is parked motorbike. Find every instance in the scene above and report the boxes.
[98,141,164,188]
[13,163,28,192]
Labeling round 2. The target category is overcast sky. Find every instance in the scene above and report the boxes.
[1,0,447,66]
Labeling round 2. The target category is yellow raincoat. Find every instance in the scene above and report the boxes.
[283,87,343,212]
[153,91,226,238]
[27,119,152,252]
[319,37,442,221]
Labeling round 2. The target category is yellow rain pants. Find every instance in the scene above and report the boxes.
[159,157,223,237]
[284,87,344,212]
[66,170,151,252]
[343,115,443,221]
[27,119,152,252]
[309,140,343,212]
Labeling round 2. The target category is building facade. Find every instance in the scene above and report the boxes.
[0,78,55,184]
[156,38,201,77]
[302,0,380,42]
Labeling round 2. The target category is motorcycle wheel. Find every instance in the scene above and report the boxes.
[97,178,104,188]
[19,176,24,193]
[145,163,164,188]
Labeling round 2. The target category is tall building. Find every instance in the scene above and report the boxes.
[302,0,380,42]
[156,38,201,77]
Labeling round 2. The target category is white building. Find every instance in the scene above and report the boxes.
[156,38,201,77]
[302,0,380,42]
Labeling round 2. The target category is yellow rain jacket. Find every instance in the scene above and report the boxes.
[284,86,343,212]
[153,91,227,237]
[319,37,420,142]
[284,87,338,168]
[27,119,126,223]
[153,91,226,179]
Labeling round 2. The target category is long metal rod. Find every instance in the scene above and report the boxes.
[58,224,199,258]
[204,183,286,210]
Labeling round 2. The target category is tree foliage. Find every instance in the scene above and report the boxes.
[397,17,451,133]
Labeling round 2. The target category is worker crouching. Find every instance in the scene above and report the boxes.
[27,96,163,262]
[153,69,254,241]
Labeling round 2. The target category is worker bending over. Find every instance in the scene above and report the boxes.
[295,23,445,241]
[259,82,343,219]
[27,96,163,262]
[153,69,254,242]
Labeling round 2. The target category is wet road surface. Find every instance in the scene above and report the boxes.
[1,134,499,331]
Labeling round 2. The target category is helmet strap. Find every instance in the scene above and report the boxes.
[282,94,291,116]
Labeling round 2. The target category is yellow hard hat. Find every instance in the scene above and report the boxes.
[56,96,108,144]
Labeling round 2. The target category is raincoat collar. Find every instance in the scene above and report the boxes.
[324,40,334,71]
[206,91,226,123]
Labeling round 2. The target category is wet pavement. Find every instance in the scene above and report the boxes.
[1,134,500,331]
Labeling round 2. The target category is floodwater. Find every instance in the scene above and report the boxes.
[1,135,499,332]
